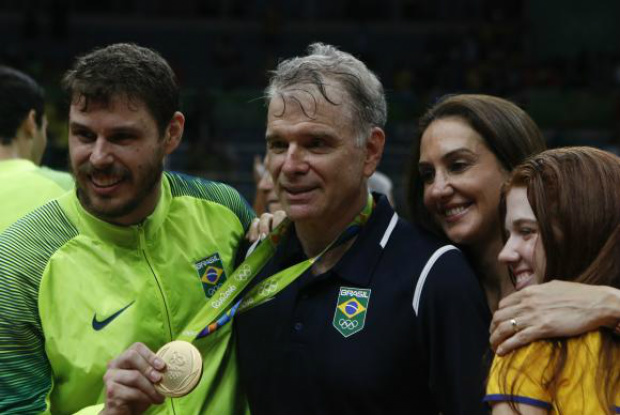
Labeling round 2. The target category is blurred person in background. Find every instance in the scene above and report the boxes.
[252,154,282,214]
[367,169,394,206]
[0,65,73,232]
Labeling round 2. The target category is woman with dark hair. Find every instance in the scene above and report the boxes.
[485,147,620,414]
[409,93,620,358]
[410,94,546,310]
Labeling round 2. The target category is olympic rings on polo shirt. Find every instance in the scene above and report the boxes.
[338,319,359,330]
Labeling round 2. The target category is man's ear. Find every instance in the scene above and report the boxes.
[21,109,38,139]
[12,110,39,160]
[363,127,385,177]
[163,111,185,155]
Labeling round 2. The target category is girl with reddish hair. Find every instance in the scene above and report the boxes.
[486,147,620,414]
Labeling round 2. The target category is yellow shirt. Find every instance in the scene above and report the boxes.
[486,331,620,414]
[0,159,73,232]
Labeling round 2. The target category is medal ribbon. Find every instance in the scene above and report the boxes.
[178,194,374,342]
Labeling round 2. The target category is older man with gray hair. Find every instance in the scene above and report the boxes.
[235,43,489,414]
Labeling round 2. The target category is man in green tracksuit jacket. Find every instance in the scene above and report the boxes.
[0,44,253,415]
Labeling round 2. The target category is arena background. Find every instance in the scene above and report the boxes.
[1,0,619,213]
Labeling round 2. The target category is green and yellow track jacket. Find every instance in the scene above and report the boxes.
[0,172,254,415]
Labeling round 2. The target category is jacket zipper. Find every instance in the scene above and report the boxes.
[138,224,177,413]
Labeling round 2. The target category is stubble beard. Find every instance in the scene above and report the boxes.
[75,158,164,224]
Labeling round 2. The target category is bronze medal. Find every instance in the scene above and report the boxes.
[154,340,203,398]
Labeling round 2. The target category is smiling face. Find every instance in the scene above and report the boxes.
[498,187,546,290]
[418,116,509,249]
[265,85,382,230]
[69,95,182,225]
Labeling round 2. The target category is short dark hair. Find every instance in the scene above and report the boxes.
[62,43,179,135]
[0,66,45,145]
[407,94,546,235]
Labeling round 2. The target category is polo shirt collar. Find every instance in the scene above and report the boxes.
[273,193,395,287]
[330,193,394,287]
[58,173,172,249]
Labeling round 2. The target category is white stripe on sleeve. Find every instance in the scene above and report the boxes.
[412,244,459,316]
[379,213,399,248]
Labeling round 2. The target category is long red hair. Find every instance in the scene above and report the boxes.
[497,147,620,414]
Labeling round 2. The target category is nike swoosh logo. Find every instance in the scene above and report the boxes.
[92,301,135,331]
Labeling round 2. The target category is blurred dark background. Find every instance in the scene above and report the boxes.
[1,0,619,210]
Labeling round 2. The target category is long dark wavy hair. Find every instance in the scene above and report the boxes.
[497,147,620,414]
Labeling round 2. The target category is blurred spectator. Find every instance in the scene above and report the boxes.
[368,170,395,206]
[252,154,282,214]
[0,65,72,232]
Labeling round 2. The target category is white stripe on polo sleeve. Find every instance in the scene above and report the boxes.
[412,245,459,316]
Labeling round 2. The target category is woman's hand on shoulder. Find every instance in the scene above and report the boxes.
[490,280,620,355]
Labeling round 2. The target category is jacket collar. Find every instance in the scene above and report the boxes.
[58,173,172,249]
[330,194,396,287]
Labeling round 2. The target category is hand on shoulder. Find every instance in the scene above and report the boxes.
[246,210,287,243]
[490,280,620,355]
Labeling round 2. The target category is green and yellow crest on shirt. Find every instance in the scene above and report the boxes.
[195,253,227,298]
[333,287,371,338]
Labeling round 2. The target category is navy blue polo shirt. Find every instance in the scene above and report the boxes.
[235,195,491,415]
